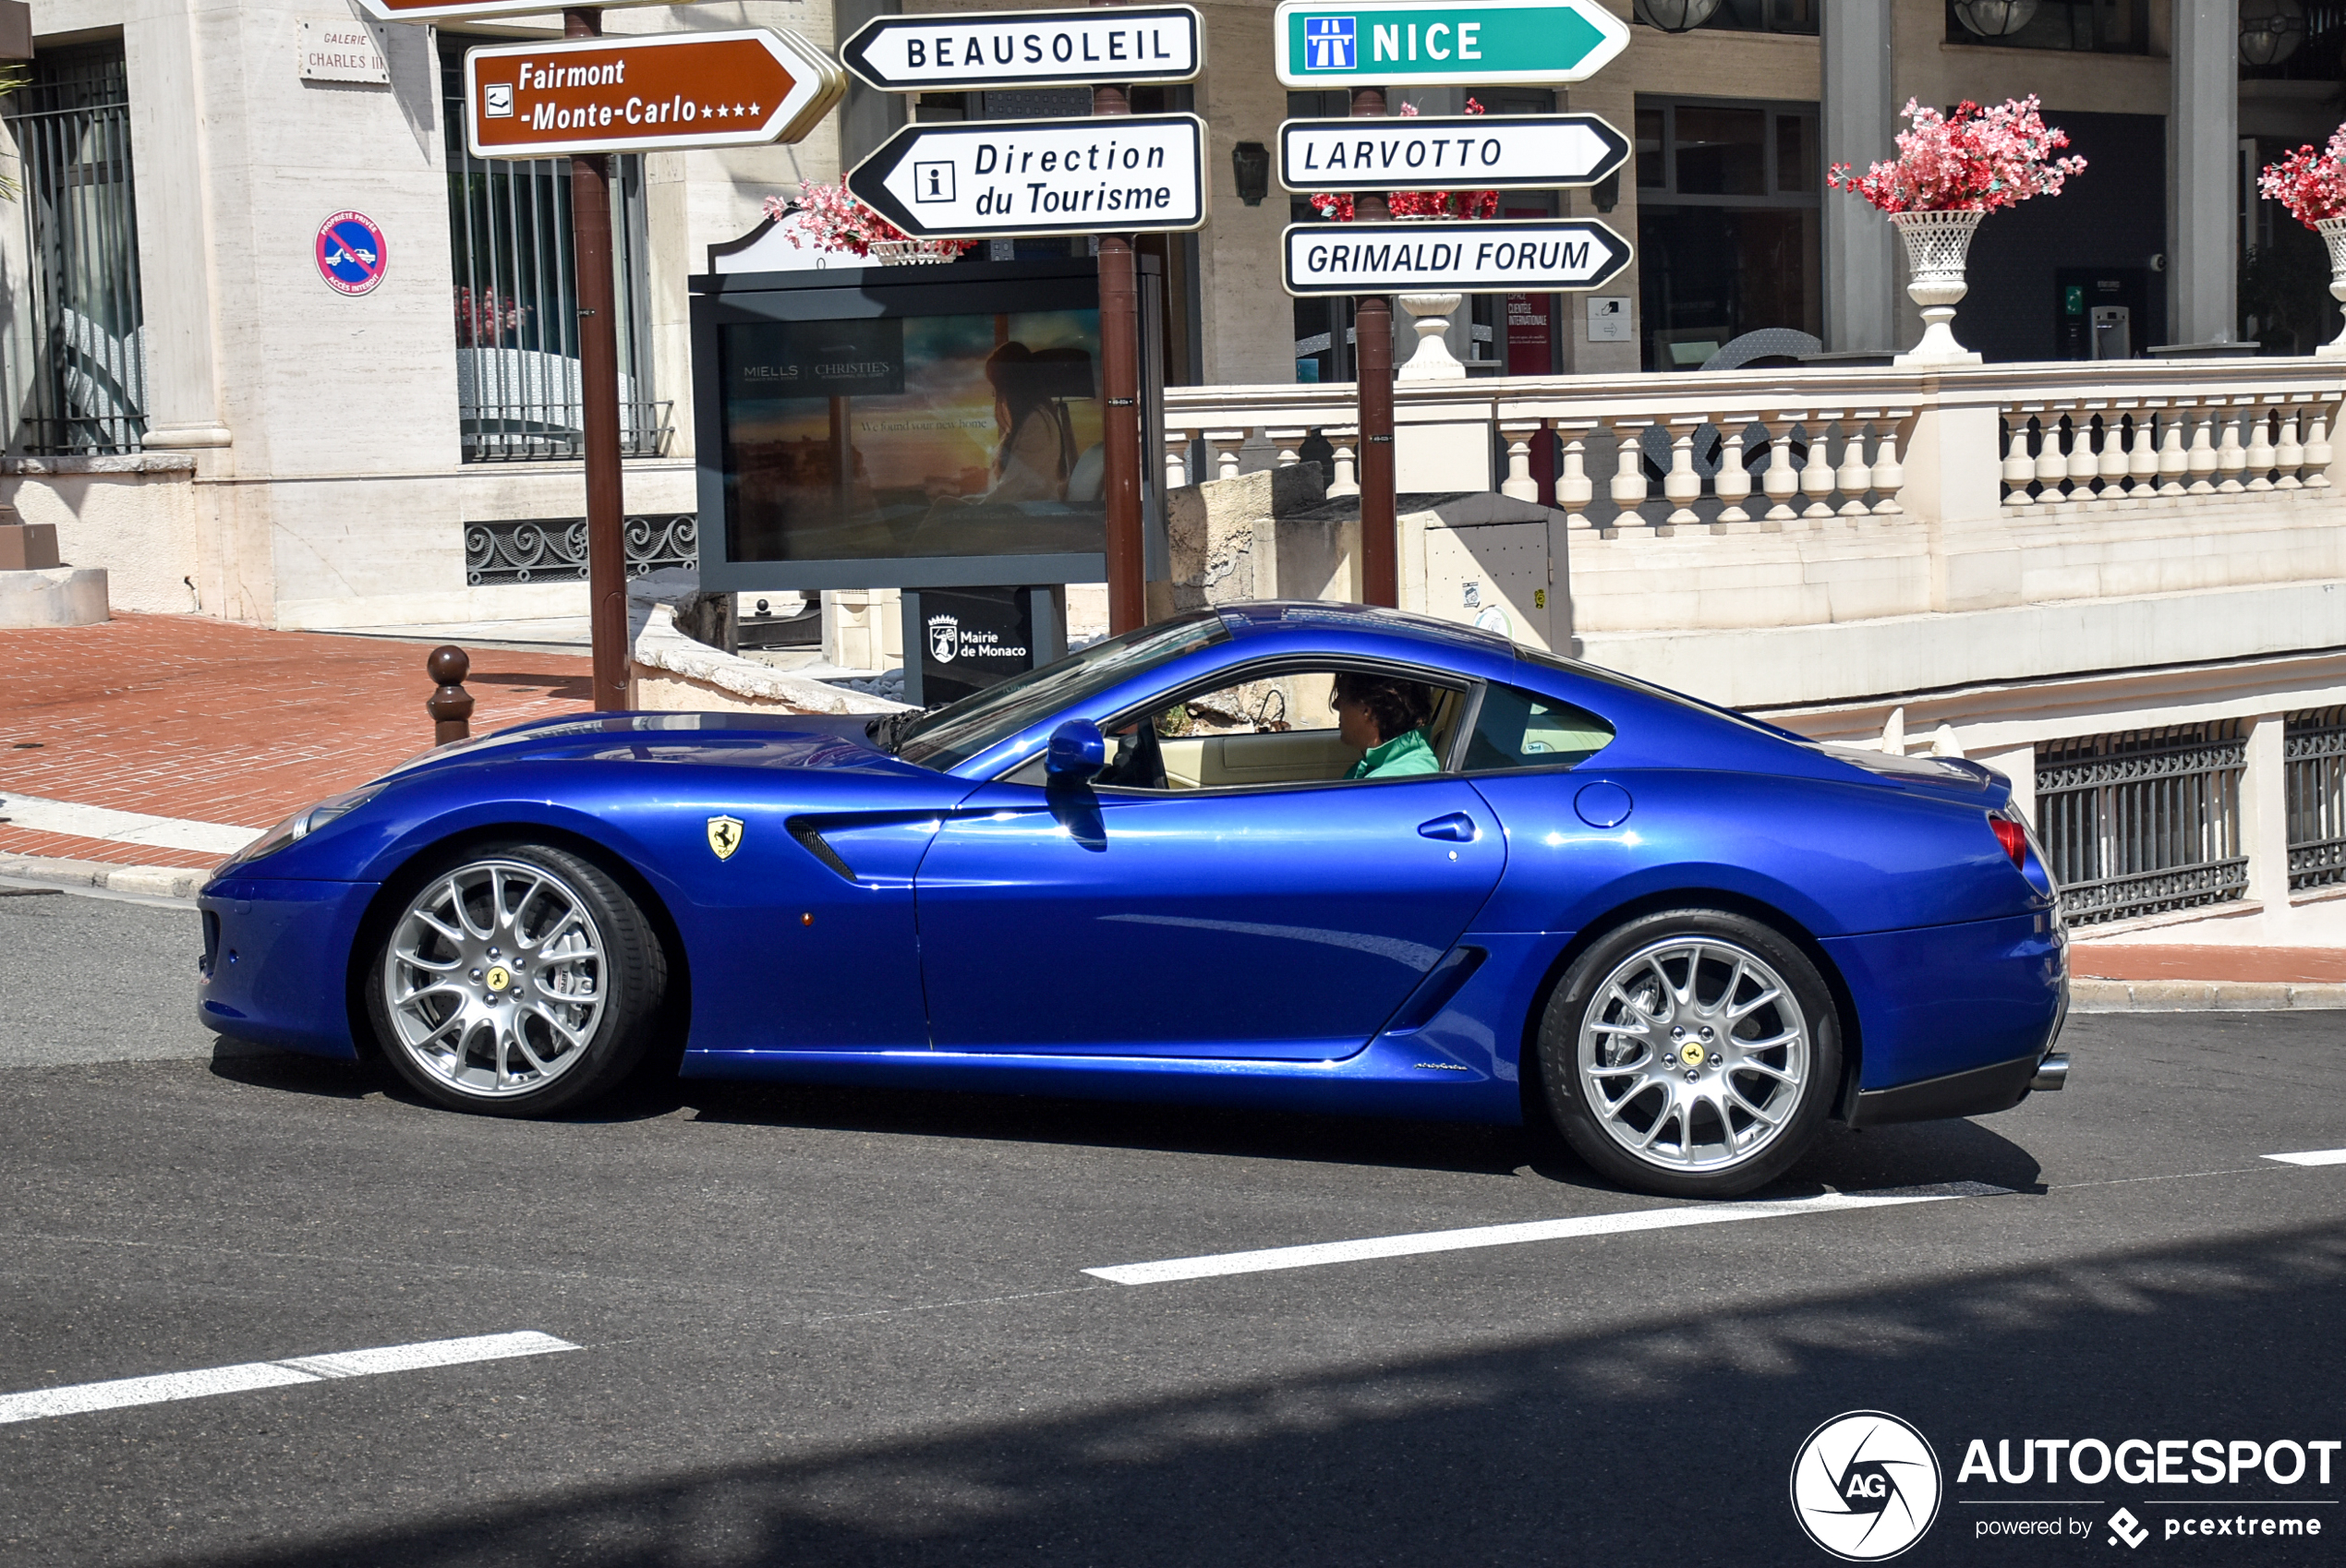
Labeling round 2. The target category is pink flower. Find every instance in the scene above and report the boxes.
[2258,126,2346,228]
[1827,95,2086,215]
[767,182,976,259]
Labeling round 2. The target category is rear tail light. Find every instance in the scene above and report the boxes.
[1989,814,2028,868]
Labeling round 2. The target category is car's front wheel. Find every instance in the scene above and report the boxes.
[367,844,668,1116]
[1535,910,1840,1199]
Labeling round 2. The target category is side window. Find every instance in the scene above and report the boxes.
[1463,682,1614,773]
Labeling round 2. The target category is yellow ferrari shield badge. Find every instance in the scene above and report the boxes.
[707,815,744,861]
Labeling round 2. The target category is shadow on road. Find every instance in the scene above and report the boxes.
[127,1215,2345,1568]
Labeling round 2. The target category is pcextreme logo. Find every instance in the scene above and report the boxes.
[1791,1411,1944,1562]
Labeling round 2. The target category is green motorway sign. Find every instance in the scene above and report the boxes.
[1274,0,1627,88]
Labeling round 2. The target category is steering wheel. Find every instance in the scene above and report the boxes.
[1094,715,1167,790]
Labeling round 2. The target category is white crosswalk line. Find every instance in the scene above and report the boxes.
[0,1331,576,1425]
[2264,1148,2346,1167]
[0,790,262,855]
[1085,1185,2009,1286]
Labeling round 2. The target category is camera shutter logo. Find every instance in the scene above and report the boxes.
[1789,1411,1942,1561]
[927,614,960,664]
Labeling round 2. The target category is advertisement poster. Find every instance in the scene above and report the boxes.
[720,308,1106,564]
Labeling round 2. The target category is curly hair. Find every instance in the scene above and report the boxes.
[1331,671,1434,744]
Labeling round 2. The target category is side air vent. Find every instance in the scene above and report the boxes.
[788,822,857,884]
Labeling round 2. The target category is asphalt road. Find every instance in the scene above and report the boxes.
[2,887,2343,1568]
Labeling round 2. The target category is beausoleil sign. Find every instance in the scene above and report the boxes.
[1282,217,1632,295]
[848,114,1208,239]
[462,30,842,159]
[840,5,1203,92]
[1276,112,1628,192]
[1273,0,1628,88]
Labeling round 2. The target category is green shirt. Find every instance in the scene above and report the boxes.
[1348,726,1442,780]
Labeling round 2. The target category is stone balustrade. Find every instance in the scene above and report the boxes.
[1163,358,2346,535]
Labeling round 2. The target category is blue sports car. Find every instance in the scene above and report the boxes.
[198,602,2068,1198]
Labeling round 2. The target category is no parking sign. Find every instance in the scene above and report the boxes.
[316,211,387,296]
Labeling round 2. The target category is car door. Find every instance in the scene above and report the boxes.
[913,767,1506,1062]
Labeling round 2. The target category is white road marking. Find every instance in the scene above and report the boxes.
[0,790,261,855]
[0,1331,576,1425]
[1084,1185,2009,1286]
[2264,1148,2346,1167]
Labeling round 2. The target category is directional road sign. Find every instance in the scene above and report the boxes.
[463,30,842,160]
[848,114,1208,240]
[1282,218,1632,296]
[1274,0,1628,88]
[1277,113,1627,193]
[841,5,1203,93]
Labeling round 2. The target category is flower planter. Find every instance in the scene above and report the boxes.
[865,239,962,266]
[1891,209,1986,367]
[2319,216,2346,361]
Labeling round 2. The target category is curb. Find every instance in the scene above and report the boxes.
[2070,978,2346,1012]
[0,854,210,899]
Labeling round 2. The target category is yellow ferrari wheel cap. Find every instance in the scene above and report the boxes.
[485,965,511,991]
[1679,1042,1705,1067]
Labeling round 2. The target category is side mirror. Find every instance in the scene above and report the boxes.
[1045,718,1107,778]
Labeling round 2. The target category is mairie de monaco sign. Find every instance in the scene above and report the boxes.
[1282,218,1632,296]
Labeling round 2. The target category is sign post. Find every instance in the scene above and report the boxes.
[454,14,840,708]
[1091,4,1145,639]
[1350,84,1396,609]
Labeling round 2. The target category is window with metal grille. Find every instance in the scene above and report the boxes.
[1,45,146,455]
[2035,722,2247,925]
[439,36,664,463]
[2285,706,2346,892]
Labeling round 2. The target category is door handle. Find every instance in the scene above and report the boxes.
[1417,812,1478,843]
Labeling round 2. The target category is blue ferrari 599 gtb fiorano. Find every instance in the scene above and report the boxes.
[198,602,2069,1198]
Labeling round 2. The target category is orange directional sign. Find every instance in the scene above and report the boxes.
[463,30,843,160]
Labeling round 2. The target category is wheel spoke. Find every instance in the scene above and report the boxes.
[1726,984,1782,1023]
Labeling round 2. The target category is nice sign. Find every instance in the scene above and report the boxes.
[1273,0,1627,88]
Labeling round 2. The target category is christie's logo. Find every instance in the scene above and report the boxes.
[1790,1411,1943,1562]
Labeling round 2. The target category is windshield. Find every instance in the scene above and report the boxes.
[894,609,1231,771]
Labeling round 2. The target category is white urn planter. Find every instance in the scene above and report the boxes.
[2317,216,2346,361]
[1891,208,1987,367]
[1397,293,1468,380]
[865,239,961,265]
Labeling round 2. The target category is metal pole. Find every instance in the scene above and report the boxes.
[1351,85,1397,608]
[1093,4,1146,634]
[567,6,629,709]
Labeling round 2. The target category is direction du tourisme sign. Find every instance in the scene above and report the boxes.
[849,115,1208,239]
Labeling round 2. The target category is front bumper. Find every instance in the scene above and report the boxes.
[197,876,381,1059]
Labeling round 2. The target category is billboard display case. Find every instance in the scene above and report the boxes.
[690,256,1165,592]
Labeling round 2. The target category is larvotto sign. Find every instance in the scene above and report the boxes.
[1276,112,1627,192]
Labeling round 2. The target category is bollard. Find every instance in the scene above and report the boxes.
[426,645,476,745]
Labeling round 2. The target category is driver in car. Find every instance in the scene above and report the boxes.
[1333,672,1441,779]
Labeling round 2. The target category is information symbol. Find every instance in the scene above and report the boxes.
[1304,17,1356,69]
[912,161,954,203]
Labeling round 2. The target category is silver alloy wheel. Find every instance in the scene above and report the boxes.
[381,858,608,1099]
[1576,936,1811,1175]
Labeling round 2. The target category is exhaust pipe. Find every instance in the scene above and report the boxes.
[2029,1054,2070,1092]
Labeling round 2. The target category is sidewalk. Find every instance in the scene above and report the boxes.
[2067,942,2346,1013]
[1,613,592,875]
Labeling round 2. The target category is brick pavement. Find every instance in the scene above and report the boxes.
[0,614,592,869]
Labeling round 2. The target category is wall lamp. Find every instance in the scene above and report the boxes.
[1231,141,1271,206]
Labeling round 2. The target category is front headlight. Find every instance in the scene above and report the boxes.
[222,787,381,870]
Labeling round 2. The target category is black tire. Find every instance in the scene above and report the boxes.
[1533,909,1841,1199]
[365,842,669,1117]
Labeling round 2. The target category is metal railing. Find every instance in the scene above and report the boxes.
[465,513,697,585]
[1,46,146,455]
[2036,722,2248,926]
[440,38,659,464]
[2285,706,2346,892]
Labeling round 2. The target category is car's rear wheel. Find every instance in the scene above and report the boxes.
[1535,910,1840,1199]
[367,844,667,1116]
